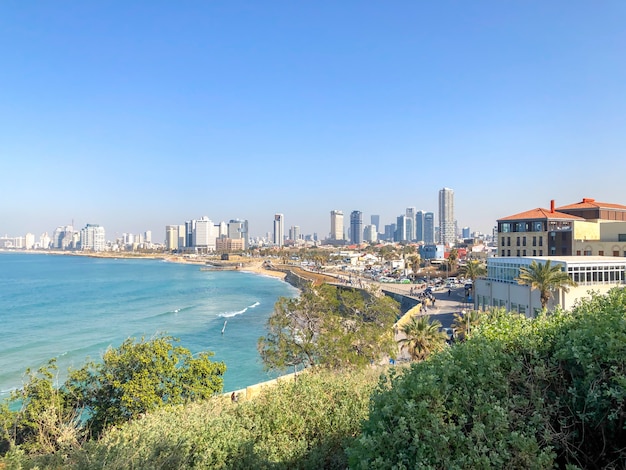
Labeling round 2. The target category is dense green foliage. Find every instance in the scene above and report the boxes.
[259,284,399,371]
[0,336,226,455]
[9,368,384,470]
[349,288,626,469]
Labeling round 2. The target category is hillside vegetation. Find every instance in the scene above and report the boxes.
[2,288,626,469]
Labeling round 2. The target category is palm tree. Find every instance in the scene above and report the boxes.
[515,259,578,311]
[447,248,459,275]
[459,260,487,298]
[398,315,447,361]
[408,254,421,279]
[452,309,482,341]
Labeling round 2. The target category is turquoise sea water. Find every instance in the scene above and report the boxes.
[0,252,299,399]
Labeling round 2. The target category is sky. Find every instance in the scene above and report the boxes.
[1,1,625,241]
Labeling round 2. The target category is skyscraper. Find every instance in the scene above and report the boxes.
[350,210,363,245]
[405,207,416,241]
[273,213,284,247]
[396,215,407,242]
[370,214,380,234]
[424,212,435,244]
[415,210,425,242]
[330,210,344,240]
[438,187,455,246]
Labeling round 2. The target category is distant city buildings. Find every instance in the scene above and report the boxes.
[424,212,435,244]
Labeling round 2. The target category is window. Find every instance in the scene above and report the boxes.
[501,250,505,257]
[533,222,543,231]
[619,234,626,242]
[577,250,581,255]
[523,236,527,246]
[523,250,527,256]
[539,250,543,256]
[533,250,537,256]
[614,251,619,257]
[501,237,505,246]
[599,251,604,256]
[507,237,511,246]
[584,250,592,256]
[550,247,556,255]
[539,237,543,246]
[516,250,520,256]
[532,236,536,246]
[507,250,511,256]
[516,237,520,246]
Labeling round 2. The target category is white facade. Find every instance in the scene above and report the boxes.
[330,210,344,240]
[273,213,284,247]
[364,224,378,243]
[194,217,217,251]
[475,256,626,317]
[80,224,106,252]
[439,187,455,246]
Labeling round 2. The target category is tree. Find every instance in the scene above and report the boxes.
[515,259,577,311]
[452,309,483,341]
[446,248,459,274]
[398,315,447,361]
[458,259,487,298]
[408,254,421,279]
[64,335,226,436]
[259,284,399,371]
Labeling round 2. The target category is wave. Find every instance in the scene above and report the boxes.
[218,301,260,318]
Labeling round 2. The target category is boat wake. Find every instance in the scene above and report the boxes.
[218,301,260,318]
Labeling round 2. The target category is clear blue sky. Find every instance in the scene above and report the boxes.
[2,1,625,241]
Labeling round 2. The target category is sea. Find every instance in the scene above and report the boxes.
[0,252,299,400]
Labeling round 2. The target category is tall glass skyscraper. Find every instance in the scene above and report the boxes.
[350,210,363,244]
[371,214,380,234]
[415,210,425,242]
[405,207,416,241]
[424,212,435,244]
[438,187,455,246]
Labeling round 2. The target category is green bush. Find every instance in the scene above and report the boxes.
[66,368,383,470]
[348,289,626,469]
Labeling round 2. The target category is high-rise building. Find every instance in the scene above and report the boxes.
[165,225,179,251]
[439,187,455,246]
[194,216,217,251]
[289,225,301,241]
[80,224,106,252]
[415,210,425,242]
[462,227,470,239]
[330,210,344,240]
[396,215,407,242]
[350,211,363,245]
[405,207,416,241]
[228,219,249,249]
[371,215,380,234]
[364,225,378,243]
[424,212,435,244]
[273,214,284,247]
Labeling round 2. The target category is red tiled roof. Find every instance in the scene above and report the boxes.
[498,207,585,221]
[556,198,626,211]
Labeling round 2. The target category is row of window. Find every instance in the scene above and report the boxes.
[501,249,545,257]
[501,236,545,247]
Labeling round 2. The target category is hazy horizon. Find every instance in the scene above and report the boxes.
[2,2,625,239]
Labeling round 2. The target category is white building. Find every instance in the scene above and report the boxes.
[80,224,106,252]
[439,187,455,246]
[474,256,626,317]
[273,213,284,247]
[330,210,344,241]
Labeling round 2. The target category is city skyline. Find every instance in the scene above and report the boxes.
[2,2,625,238]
